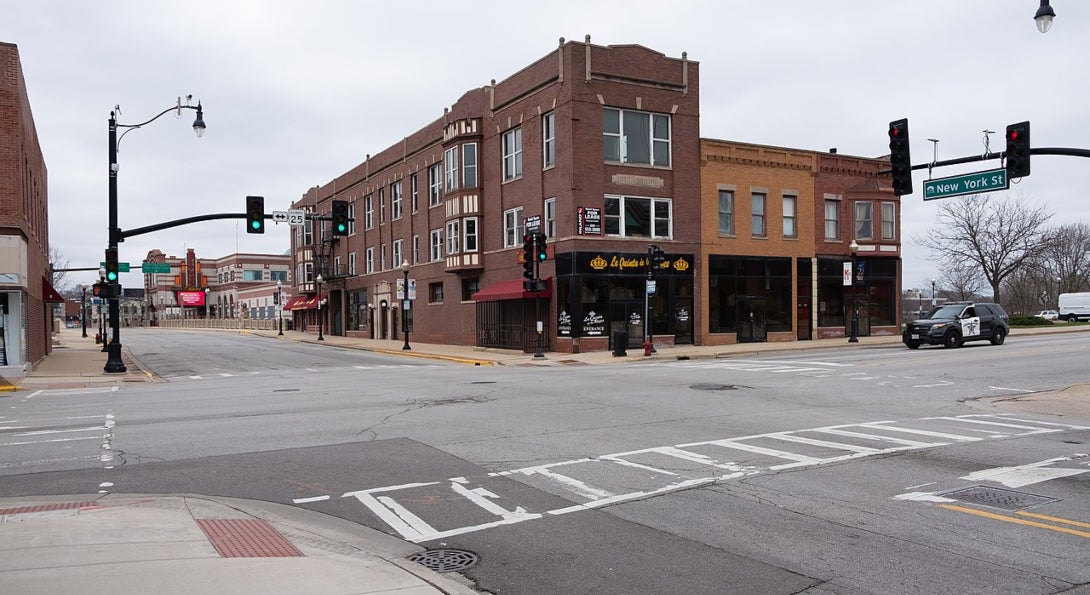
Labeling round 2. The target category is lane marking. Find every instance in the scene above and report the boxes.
[1015,511,1090,530]
[940,504,1090,539]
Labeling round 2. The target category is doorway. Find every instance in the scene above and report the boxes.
[737,296,767,342]
[609,300,645,349]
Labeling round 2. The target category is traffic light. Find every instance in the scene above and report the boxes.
[331,199,349,236]
[104,247,119,282]
[522,233,535,280]
[1005,121,1031,179]
[246,195,265,234]
[535,231,548,262]
[888,118,912,196]
[651,246,666,269]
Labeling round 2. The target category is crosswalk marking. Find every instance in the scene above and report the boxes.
[165,363,442,382]
[296,413,1090,543]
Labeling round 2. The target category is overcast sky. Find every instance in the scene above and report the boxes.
[4,0,1088,293]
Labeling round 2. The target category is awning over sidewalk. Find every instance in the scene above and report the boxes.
[472,278,552,301]
[288,294,327,311]
[41,278,65,303]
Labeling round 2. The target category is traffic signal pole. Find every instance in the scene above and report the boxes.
[104,112,126,373]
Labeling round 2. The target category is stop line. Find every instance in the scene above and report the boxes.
[292,413,1089,543]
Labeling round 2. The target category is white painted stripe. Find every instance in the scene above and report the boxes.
[376,495,438,541]
[934,416,1064,433]
[342,488,436,541]
[599,456,678,476]
[702,439,824,464]
[988,416,1090,430]
[11,426,104,437]
[894,491,956,503]
[858,423,982,442]
[812,428,938,448]
[517,464,612,500]
[292,495,330,504]
[767,433,881,454]
[960,455,1090,488]
[0,436,100,446]
[548,476,730,515]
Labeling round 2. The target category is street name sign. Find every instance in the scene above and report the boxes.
[923,168,1008,201]
[141,263,171,274]
[99,261,131,272]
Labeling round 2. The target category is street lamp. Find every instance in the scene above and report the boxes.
[80,283,89,338]
[931,278,937,308]
[204,288,210,320]
[401,260,411,351]
[1056,277,1062,306]
[277,280,284,336]
[848,239,859,343]
[316,274,324,341]
[1035,0,1056,33]
[105,96,205,373]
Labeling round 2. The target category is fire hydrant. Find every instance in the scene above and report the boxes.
[643,340,652,356]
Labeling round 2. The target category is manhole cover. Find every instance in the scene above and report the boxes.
[408,548,479,573]
[690,383,741,391]
[940,485,1059,511]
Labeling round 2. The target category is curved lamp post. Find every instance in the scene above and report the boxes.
[401,260,411,351]
[848,239,859,343]
[105,96,205,373]
[316,274,325,341]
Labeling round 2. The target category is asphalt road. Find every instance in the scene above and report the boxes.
[2,329,1088,594]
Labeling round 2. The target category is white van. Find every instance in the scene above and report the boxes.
[1058,292,1090,322]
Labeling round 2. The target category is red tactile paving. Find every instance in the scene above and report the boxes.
[195,518,304,558]
[0,501,97,515]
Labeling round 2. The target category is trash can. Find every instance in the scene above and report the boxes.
[612,331,628,357]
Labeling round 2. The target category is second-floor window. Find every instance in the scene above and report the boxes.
[751,193,766,237]
[855,201,873,240]
[881,201,896,240]
[430,229,443,261]
[364,194,374,229]
[783,195,797,239]
[604,195,672,239]
[365,248,374,273]
[392,239,403,267]
[824,198,840,240]
[718,190,734,235]
[464,217,478,252]
[428,164,443,207]
[444,146,459,192]
[542,112,555,168]
[502,127,522,181]
[603,107,671,167]
[391,181,403,220]
[504,207,524,247]
[544,198,556,240]
[445,220,460,254]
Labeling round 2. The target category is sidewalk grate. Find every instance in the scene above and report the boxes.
[196,518,304,558]
[0,501,97,515]
[940,486,1059,511]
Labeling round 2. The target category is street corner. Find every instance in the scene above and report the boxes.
[973,384,1090,420]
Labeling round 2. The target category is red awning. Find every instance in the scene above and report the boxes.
[289,294,327,310]
[283,295,309,310]
[42,278,65,303]
[472,278,552,301]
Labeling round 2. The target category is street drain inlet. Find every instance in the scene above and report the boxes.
[940,485,1059,511]
[690,383,742,391]
[408,548,479,572]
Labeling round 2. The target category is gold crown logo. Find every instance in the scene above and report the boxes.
[673,258,690,271]
[590,255,608,270]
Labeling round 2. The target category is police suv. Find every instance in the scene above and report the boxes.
[902,302,1010,349]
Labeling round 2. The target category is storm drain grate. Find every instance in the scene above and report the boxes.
[940,485,1060,511]
[408,548,479,573]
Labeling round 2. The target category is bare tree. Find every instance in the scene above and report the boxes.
[938,258,984,301]
[49,246,74,294]
[1043,222,1090,293]
[916,194,1052,304]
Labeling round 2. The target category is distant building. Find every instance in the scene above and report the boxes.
[0,42,64,377]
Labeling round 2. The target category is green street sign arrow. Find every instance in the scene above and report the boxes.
[923,168,1008,201]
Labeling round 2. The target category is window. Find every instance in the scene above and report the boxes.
[824,198,840,240]
[464,217,478,252]
[463,143,477,188]
[444,146,459,192]
[502,127,522,181]
[270,270,288,282]
[393,239,403,267]
[429,282,444,303]
[446,220,460,254]
[504,207,524,247]
[462,278,480,301]
[751,193,766,237]
[333,256,341,277]
[364,194,374,229]
[391,181,403,220]
[718,190,734,235]
[379,188,385,224]
[855,201,873,240]
[410,173,419,213]
[542,112,555,168]
[380,243,387,271]
[429,229,443,261]
[302,217,313,245]
[365,248,374,273]
[412,234,420,264]
[428,164,442,207]
[348,252,356,275]
[881,201,896,240]
[783,195,797,238]
[603,195,672,238]
[544,198,556,240]
[243,270,262,281]
[603,107,671,167]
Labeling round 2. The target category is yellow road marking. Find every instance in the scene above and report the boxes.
[940,504,1090,538]
[1015,511,1090,530]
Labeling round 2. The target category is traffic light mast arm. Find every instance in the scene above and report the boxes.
[876,147,1090,177]
[118,213,263,241]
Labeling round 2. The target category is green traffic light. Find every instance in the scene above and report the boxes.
[337,224,346,233]
[251,220,262,230]
[106,272,117,282]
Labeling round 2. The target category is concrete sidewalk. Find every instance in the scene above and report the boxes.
[1,324,1087,594]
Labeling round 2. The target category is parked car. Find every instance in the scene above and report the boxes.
[1058,292,1090,322]
[1035,310,1058,320]
[902,302,1010,349]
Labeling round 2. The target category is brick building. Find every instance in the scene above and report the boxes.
[292,37,700,352]
[0,42,63,376]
